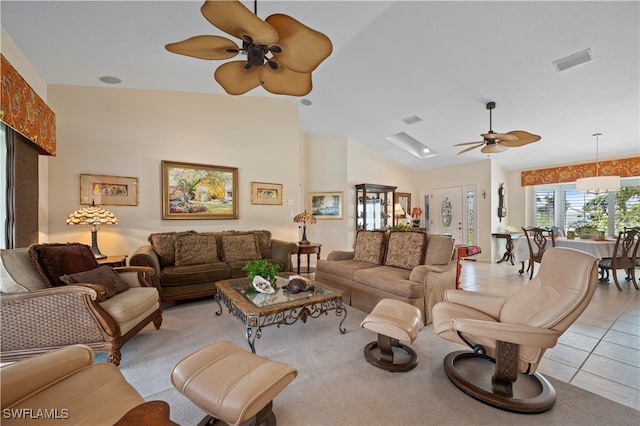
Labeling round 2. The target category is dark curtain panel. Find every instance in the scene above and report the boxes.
[4,126,39,248]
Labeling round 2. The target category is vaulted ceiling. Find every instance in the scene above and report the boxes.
[2,1,638,171]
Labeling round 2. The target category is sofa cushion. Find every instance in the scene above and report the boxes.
[425,234,455,265]
[28,243,99,287]
[175,234,219,266]
[383,232,427,270]
[353,266,423,298]
[221,234,261,262]
[315,259,378,281]
[0,248,46,293]
[99,287,160,335]
[353,230,387,265]
[148,230,196,267]
[59,265,129,299]
[161,263,231,286]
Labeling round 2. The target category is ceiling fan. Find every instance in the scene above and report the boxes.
[454,102,541,154]
[165,0,332,96]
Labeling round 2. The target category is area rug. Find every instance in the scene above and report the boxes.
[111,298,639,425]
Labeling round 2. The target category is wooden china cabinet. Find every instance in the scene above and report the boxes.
[356,183,397,230]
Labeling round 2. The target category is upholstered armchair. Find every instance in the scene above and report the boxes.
[1,344,177,425]
[433,247,599,413]
[0,244,162,366]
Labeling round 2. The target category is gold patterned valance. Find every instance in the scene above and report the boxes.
[521,157,640,186]
[0,54,56,155]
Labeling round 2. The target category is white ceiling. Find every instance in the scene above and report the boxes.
[2,1,639,172]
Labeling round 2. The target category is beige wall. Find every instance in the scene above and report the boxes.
[47,85,303,257]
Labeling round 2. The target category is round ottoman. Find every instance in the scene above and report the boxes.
[360,298,422,372]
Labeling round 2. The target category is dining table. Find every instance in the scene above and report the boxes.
[514,236,618,265]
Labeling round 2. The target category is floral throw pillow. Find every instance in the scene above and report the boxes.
[384,232,427,270]
[353,231,386,265]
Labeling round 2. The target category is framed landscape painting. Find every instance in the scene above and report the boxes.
[80,174,138,206]
[162,160,238,220]
[250,182,283,205]
[308,191,343,220]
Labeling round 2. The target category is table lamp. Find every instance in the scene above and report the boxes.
[293,210,317,245]
[66,200,118,259]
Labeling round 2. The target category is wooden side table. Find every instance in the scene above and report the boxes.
[295,243,322,274]
[98,255,128,267]
[492,233,522,265]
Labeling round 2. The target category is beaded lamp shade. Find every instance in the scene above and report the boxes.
[293,210,317,245]
[66,201,118,259]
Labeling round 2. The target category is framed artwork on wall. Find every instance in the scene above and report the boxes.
[80,174,138,206]
[308,191,343,220]
[161,160,238,220]
[250,182,283,205]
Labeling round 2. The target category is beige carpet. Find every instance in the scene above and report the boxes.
[109,298,640,425]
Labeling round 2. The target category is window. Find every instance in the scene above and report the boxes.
[534,179,640,235]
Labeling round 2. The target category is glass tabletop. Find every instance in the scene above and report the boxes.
[228,275,334,308]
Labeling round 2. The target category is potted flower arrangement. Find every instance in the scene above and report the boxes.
[242,259,280,294]
[411,207,423,227]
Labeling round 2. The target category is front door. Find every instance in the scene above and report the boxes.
[423,187,463,243]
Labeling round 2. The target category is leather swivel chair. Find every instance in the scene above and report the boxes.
[432,247,599,413]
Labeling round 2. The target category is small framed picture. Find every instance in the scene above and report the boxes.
[162,160,238,220]
[250,182,283,205]
[80,174,138,206]
[308,191,343,220]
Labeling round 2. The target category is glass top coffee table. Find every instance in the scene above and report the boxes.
[215,275,347,353]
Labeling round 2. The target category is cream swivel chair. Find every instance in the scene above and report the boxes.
[433,247,599,413]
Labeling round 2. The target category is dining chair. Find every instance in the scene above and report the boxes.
[599,228,640,290]
[521,227,556,279]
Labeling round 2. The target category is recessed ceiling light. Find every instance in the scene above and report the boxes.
[301,99,312,106]
[99,76,122,84]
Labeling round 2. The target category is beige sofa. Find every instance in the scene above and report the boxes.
[1,345,176,425]
[315,230,457,325]
[0,244,162,366]
[130,230,297,302]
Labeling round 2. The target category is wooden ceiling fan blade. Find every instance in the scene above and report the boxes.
[481,143,509,153]
[454,141,484,146]
[165,35,240,60]
[201,0,279,45]
[214,61,262,95]
[457,143,484,155]
[261,65,312,96]
[481,132,518,141]
[265,14,333,73]
[502,130,542,147]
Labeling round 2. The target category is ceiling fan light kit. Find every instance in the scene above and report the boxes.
[165,0,332,96]
[454,102,541,155]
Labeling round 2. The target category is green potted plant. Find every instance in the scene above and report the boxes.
[242,259,279,286]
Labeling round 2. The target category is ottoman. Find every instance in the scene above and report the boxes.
[171,341,298,426]
[360,298,422,372]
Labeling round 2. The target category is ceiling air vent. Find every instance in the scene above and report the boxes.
[553,48,594,72]
[401,114,422,125]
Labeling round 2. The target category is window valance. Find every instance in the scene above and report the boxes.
[0,54,56,155]
[521,157,640,186]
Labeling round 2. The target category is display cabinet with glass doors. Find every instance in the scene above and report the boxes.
[356,183,397,230]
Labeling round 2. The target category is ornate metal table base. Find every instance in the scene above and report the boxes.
[215,292,347,354]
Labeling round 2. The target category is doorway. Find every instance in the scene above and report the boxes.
[421,186,474,244]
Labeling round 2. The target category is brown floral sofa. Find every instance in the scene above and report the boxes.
[130,230,297,302]
[315,230,457,325]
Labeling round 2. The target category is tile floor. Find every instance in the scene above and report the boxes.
[458,259,640,410]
